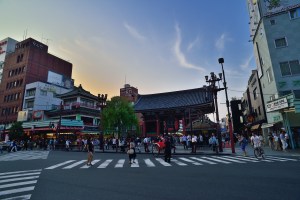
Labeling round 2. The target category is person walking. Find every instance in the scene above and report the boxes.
[10,140,18,152]
[164,136,172,163]
[127,142,136,164]
[86,139,94,166]
[238,134,248,156]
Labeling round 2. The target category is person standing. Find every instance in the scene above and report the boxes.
[143,137,149,153]
[164,137,172,163]
[86,139,94,166]
[127,142,136,164]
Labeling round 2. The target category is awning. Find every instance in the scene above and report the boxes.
[261,123,274,129]
[251,124,261,130]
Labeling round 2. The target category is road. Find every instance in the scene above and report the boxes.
[0,150,299,200]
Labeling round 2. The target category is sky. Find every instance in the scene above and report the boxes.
[0,0,256,120]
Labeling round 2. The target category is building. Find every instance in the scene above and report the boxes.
[120,84,138,103]
[247,0,300,148]
[0,37,18,83]
[0,37,72,125]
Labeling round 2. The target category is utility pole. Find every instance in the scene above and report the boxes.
[98,94,107,152]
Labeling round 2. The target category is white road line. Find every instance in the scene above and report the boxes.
[1,194,31,200]
[201,156,231,164]
[0,169,42,176]
[212,156,246,163]
[0,180,37,189]
[178,157,202,165]
[131,160,139,168]
[171,159,188,166]
[115,159,126,168]
[0,172,41,179]
[189,157,217,164]
[155,158,171,166]
[266,156,298,161]
[45,160,76,169]
[0,176,40,184]
[0,186,35,196]
[263,157,288,162]
[236,156,273,162]
[63,160,87,169]
[81,160,101,169]
[98,159,113,168]
[223,156,259,162]
[144,159,155,167]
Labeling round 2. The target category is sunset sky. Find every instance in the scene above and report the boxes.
[1,0,255,119]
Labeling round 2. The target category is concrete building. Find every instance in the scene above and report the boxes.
[0,37,18,83]
[0,37,72,125]
[247,0,300,148]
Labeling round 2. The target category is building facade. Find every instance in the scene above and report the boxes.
[0,37,18,83]
[247,0,300,148]
[0,38,72,125]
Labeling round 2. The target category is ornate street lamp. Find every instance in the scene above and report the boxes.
[98,94,107,152]
[218,58,235,153]
[205,72,224,152]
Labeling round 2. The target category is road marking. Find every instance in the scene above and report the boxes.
[155,158,171,166]
[98,159,113,168]
[144,159,155,167]
[212,156,246,163]
[263,157,288,162]
[178,157,202,165]
[0,172,41,179]
[223,156,259,163]
[189,157,217,164]
[0,180,37,189]
[0,186,35,196]
[236,156,273,162]
[45,160,76,169]
[266,156,298,161]
[0,169,42,176]
[115,159,126,168]
[1,194,31,200]
[81,160,101,168]
[63,160,87,169]
[0,176,40,184]
[131,160,139,168]
[171,159,187,166]
[201,156,231,164]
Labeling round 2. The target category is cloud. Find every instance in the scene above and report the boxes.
[240,54,254,70]
[173,23,205,72]
[123,22,146,42]
[215,33,226,51]
[187,36,200,52]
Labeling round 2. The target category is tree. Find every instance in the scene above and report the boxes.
[102,96,139,138]
[8,121,25,140]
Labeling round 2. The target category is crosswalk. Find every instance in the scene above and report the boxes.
[0,169,42,200]
[44,155,298,170]
[0,151,49,161]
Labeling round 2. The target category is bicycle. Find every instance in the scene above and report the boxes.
[254,146,265,160]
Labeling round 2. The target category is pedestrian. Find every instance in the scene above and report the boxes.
[238,134,248,156]
[164,136,172,163]
[268,132,274,150]
[191,134,197,153]
[10,140,18,152]
[127,142,136,164]
[86,139,94,166]
[143,137,149,152]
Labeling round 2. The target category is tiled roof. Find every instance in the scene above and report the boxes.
[57,84,97,100]
[134,88,213,112]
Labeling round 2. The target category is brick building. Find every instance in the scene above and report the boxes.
[0,38,72,124]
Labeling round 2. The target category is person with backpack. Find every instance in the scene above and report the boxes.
[238,133,248,156]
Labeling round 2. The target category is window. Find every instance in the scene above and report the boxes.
[40,90,47,96]
[26,88,36,97]
[289,60,300,75]
[270,19,276,25]
[25,100,34,109]
[279,90,292,97]
[266,68,273,83]
[275,38,287,48]
[290,8,300,19]
[280,62,291,76]
[253,88,258,100]
[294,90,300,99]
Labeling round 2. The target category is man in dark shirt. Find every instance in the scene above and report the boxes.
[86,139,94,166]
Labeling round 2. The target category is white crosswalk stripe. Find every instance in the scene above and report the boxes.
[0,169,41,199]
[43,155,298,169]
[0,151,49,161]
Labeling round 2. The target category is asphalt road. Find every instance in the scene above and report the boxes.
[0,150,299,200]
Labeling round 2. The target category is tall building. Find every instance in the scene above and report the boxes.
[0,37,18,83]
[247,0,300,148]
[0,38,72,125]
[120,84,138,102]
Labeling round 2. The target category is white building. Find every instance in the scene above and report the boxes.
[0,37,18,83]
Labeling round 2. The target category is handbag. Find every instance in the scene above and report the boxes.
[127,149,134,155]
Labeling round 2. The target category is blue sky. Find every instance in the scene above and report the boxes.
[0,0,255,119]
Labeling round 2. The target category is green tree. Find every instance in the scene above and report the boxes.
[8,121,25,140]
[102,96,139,138]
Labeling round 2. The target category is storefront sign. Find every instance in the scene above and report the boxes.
[266,97,288,112]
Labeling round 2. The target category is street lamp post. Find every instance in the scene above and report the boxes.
[205,72,224,152]
[218,58,235,153]
[98,94,107,152]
